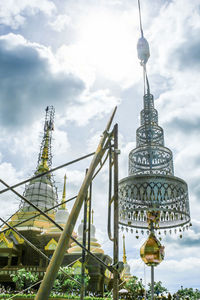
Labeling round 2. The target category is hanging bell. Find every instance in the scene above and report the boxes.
[126,227,128,232]
[136,235,139,239]
[131,228,133,234]
[180,234,182,239]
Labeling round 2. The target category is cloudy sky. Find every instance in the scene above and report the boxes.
[0,0,200,293]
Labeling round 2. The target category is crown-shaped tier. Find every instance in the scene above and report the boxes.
[129,93,174,176]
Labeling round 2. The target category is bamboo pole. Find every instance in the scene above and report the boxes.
[113,124,119,300]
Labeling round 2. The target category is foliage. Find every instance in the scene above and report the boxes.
[10,268,38,291]
[124,276,145,298]
[0,295,112,299]
[147,280,168,297]
[174,287,200,299]
[52,266,90,295]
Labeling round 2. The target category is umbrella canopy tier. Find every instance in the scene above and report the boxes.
[119,174,190,229]
[129,145,174,176]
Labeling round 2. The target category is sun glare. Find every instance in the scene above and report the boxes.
[77,10,141,86]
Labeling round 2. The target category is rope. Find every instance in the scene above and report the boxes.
[0,208,20,229]
[137,0,151,96]
[7,279,43,300]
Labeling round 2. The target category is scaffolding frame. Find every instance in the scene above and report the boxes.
[0,107,120,300]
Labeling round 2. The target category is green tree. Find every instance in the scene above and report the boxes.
[146,281,168,298]
[175,287,200,299]
[53,266,90,295]
[124,276,145,299]
[11,268,38,291]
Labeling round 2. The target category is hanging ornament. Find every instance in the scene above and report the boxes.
[140,233,164,266]
[137,36,150,65]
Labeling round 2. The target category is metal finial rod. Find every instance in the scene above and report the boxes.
[138,0,144,37]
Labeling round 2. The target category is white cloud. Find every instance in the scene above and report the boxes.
[49,14,71,32]
[0,0,56,29]
[66,89,120,126]
[0,162,24,220]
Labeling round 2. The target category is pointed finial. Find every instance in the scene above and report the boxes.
[36,106,55,174]
[60,174,67,210]
[123,234,127,264]
[92,209,94,225]
[37,129,50,173]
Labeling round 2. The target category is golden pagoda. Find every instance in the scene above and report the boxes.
[0,107,76,279]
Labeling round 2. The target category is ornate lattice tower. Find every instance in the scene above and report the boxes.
[119,7,190,234]
[119,90,190,231]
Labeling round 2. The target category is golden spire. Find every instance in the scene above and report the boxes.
[37,129,50,173]
[60,174,67,210]
[123,234,127,264]
[92,209,94,225]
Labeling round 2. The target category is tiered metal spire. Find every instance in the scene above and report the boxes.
[119,0,190,232]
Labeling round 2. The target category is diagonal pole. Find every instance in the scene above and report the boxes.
[35,107,117,300]
[113,124,119,300]
[0,152,95,195]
